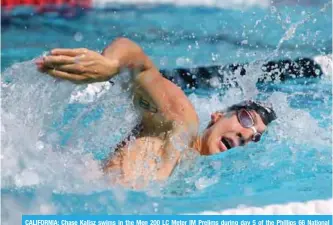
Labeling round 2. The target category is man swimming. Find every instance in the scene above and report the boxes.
[36,37,277,188]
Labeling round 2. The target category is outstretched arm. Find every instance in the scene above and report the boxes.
[36,38,152,83]
[37,38,198,130]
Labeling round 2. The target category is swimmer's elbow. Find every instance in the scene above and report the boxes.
[112,37,154,71]
[113,37,141,52]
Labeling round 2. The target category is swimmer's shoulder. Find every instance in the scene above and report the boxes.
[104,126,195,186]
[103,136,173,187]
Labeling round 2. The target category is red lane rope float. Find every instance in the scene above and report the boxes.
[1,0,92,13]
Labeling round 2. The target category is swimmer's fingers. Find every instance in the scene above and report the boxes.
[55,64,86,74]
[46,69,91,83]
[43,55,75,66]
[51,48,89,57]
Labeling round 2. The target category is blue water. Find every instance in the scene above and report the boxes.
[1,0,332,220]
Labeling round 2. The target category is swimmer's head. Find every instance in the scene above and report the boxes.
[199,100,277,155]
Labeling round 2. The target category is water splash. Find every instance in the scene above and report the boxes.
[1,2,332,218]
[1,61,140,192]
[269,1,332,61]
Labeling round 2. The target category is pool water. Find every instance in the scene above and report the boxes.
[1,0,332,222]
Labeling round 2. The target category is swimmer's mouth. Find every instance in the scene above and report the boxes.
[221,137,232,150]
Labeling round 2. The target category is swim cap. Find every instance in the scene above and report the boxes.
[226,100,277,125]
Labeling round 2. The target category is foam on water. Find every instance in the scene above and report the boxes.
[195,199,333,215]
[314,55,332,78]
[1,61,141,193]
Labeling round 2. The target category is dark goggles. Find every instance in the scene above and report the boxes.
[237,109,262,142]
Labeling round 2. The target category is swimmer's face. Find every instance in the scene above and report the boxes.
[200,109,267,155]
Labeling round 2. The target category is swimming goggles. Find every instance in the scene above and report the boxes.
[237,109,262,142]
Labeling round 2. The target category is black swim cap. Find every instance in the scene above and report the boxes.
[226,100,277,125]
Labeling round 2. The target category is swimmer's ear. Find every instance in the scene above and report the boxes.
[210,111,224,123]
[206,111,225,129]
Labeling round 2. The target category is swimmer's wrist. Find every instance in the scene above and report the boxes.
[107,58,121,78]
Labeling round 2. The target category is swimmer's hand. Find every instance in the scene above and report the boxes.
[36,48,119,83]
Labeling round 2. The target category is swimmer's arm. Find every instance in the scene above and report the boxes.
[133,68,198,127]
[101,37,154,73]
[103,38,198,127]
[36,37,153,82]
[38,38,198,126]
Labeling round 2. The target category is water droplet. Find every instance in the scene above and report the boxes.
[74,32,83,42]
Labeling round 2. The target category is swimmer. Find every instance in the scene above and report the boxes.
[36,37,277,188]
